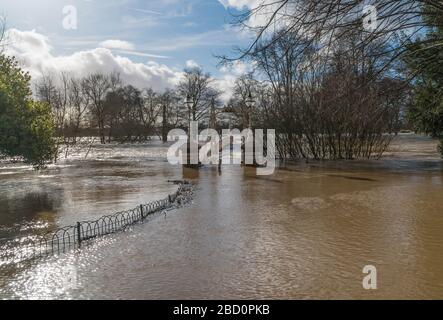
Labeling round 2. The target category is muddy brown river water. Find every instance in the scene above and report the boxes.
[0,134,442,299]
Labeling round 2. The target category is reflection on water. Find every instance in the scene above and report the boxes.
[0,192,57,239]
[0,142,181,240]
[1,135,443,299]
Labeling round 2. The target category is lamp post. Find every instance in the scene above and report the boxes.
[186,94,193,121]
[185,94,193,167]
[243,91,256,166]
[184,94,200,168]
[245,91,255,129]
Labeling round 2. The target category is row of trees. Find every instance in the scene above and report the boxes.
[36,73,174,146]
[34,68,225,154]
[4,1,443,165]
[223,34,406,160]
[34,45,407,162]
[223,0,443,158]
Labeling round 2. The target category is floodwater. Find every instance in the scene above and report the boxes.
[0,134,442,299]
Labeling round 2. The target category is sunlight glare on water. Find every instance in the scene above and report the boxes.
[1,135,443,299]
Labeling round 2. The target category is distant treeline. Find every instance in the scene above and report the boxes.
[220,0,443,158]
[5,0,443,166]
[35,54,406,162]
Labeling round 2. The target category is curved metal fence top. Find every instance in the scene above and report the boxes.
[0,181,193,265]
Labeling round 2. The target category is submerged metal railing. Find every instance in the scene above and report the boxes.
[0,182,192,264]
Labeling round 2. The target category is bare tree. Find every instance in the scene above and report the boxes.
[82,73,120,144]
[178,67,220,123]
[158,90,182,142]
[35,73,70,160]
[67,77,90,144]
[223,0,443,77]
[141,88,161,140]
[228,73,269,129]
[238,28,404,160]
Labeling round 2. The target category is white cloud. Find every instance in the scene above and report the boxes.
[219,60,253,76]
[214,74,237,103]
[111,50,171,59]
[98,39,171,59]
[215,61,255,103]
[4,29,251,103]
[218,0,260,10]
[5,29,183,92]
[219,0,292,31]
[185,59,200,68]
[99,39,135,51]
[4,29,53,59]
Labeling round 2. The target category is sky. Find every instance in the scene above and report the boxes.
[0,0,262,100]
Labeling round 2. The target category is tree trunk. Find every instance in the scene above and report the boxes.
[162,104,168,143]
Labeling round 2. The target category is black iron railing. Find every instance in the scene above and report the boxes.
[0,182,192,264]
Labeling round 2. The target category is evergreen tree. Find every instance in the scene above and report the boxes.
[404,6,443,155]
[0,54,56,167]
